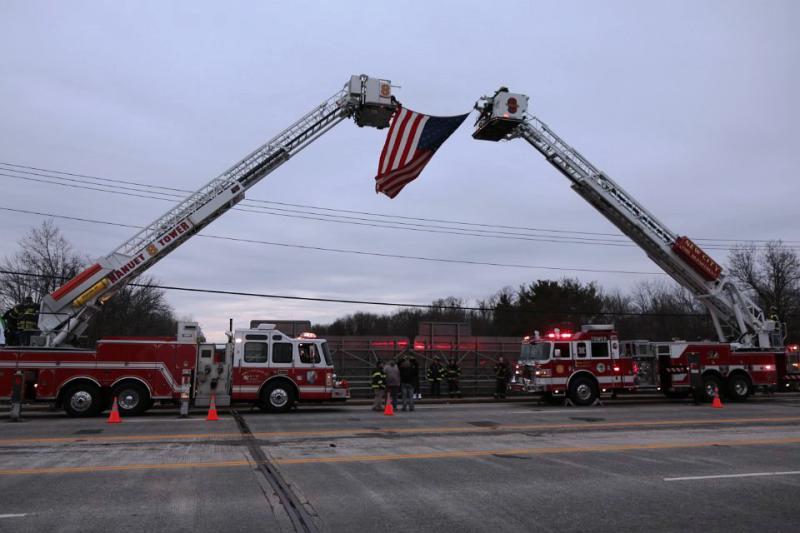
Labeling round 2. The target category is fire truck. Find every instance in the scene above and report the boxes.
[0,74,398,416]
[472,88,800,405]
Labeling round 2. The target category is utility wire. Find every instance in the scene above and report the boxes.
[0,161,800,248]
[2,169,795,252]
[0,269,728,317]
[0,206,665,276]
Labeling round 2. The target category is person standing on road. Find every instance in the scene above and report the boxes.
[371,360,387,411]
[410,354,421,400]
[399,356,416,411]
[494,356,511,399]
[446,357,461,398]
[427,356,443,398]
[383,359,400,411]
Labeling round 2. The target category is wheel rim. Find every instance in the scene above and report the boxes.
[118,389,140,410]
[705,382,717,397]
[733,379,748,397]
[270,388,288,408]
[576,383,592,401]
[70,391,94,413]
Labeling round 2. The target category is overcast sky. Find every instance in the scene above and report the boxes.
[1,1,798,341]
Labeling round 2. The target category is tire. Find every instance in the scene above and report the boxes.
[260,382,295,413]
[112,381,151,416]
[568,375,599,406]
[701,374,722,403]
[62,382,103,418]
[726,374,751,402]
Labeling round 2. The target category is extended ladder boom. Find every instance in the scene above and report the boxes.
[473,89,782,348]
[40,75,397,347]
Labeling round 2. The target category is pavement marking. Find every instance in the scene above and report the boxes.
[116,417,231,423]
[509,409,597,414]
[664,471,800,482]
[2,437,800,475]
[2,415,800,447]
[273,436,800,465]
[0,514,27,519]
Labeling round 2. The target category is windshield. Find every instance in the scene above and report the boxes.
[321,341,332,366]
[519,342,551,363]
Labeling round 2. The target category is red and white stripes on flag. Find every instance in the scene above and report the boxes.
[374,106,468,199]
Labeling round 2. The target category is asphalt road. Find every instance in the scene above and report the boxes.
[1,396,800,532]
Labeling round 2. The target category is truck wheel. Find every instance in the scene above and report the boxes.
[726,375,750,402]
[112,382,151,416]
[568,376,598,406]
[702,375,722,403]
[63,382,103,417]
[261,382,295,413]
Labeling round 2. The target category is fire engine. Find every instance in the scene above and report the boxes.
[473,88,800,405]
[0,74,398,416]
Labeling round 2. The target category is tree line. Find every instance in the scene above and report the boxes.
[1,221,797,345]
[313,243,800,344]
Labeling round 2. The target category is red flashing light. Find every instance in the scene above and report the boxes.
[560,332,572,339]
[765,364,774,371]
[547,333,556,339]
[788,344,799,352]
[612,366,621,373]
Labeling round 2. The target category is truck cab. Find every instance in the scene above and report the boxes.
[513,325,631,405]
[229,323,348,412]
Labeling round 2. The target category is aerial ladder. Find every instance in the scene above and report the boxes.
[473,89,784,349]
[38,75,398,347]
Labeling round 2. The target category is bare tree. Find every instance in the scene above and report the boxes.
[728,241,800,320]
[0,221,177,343]
[0,220,84,310]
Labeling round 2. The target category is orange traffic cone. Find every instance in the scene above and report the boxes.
[712,389,723,409]
[206,394,219,421]
[383,393,394,416]
[107,397,122,424]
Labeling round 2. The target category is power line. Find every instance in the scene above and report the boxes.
[0,206,665,276]
[0,269,725,317]
[1,161,797,248]
[3,169,796,252]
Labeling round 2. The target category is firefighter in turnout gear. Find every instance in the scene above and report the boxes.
[446,357,462,398]
[371,360,387,411]
[6,296,39,346]
[427,356,444,397]
[494,356,511,399]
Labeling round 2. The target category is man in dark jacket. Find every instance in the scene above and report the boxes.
[446,357,462,398]
[399,356,416,411]
[494,356,511,399]
[427,357,443,397]
[371,361,387,411]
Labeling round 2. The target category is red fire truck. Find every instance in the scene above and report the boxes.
[0,322,347,416]
[511,325,785,405]
[0,74,397,416]
[472,88,800,402]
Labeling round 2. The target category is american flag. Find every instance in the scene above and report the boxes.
[374,107,469,198]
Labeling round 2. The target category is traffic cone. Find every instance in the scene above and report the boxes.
[206,394,219,421]
[712,389,723,409]
[107,397,122,424]
[383,393,394,416]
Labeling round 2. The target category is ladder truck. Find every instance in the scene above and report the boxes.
[473,89,799,405]
[0,75,397,416]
